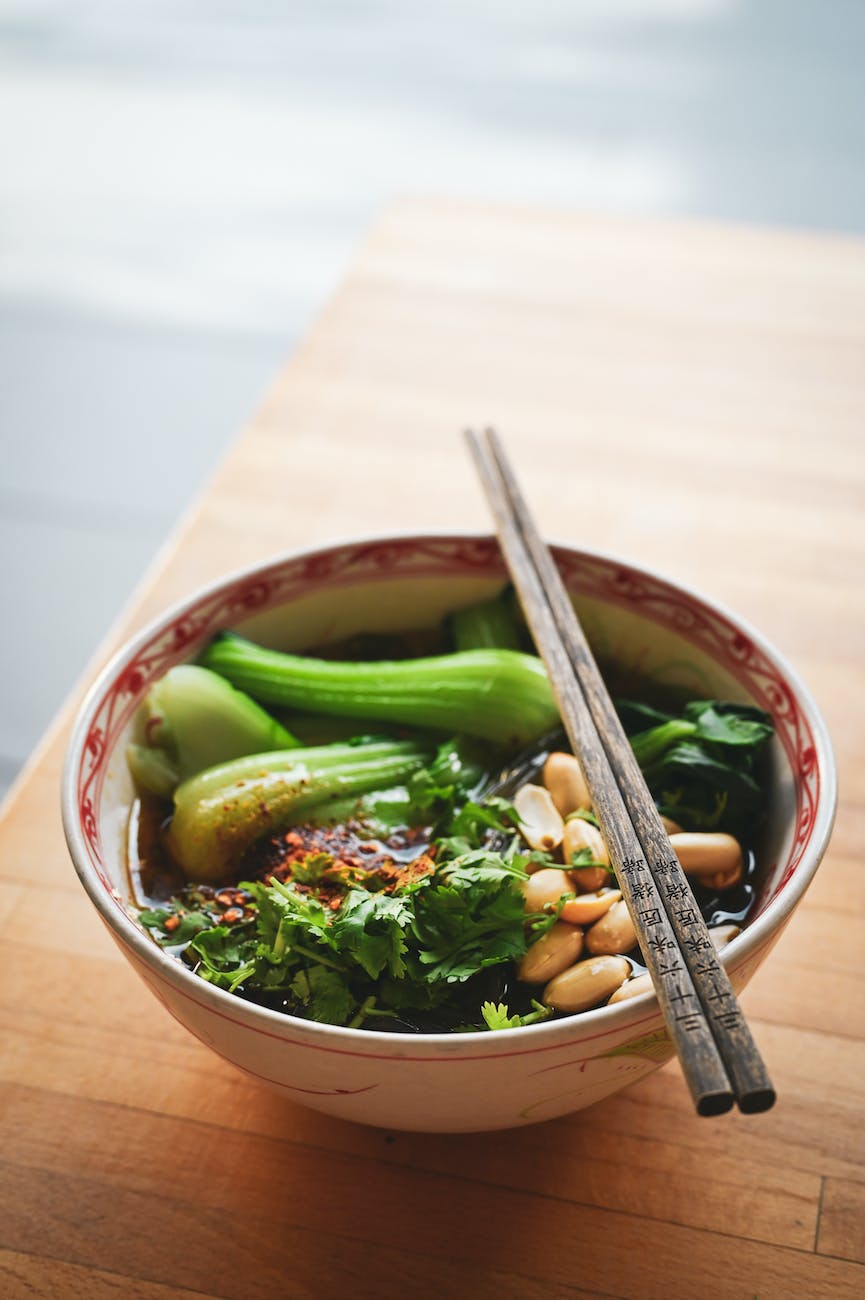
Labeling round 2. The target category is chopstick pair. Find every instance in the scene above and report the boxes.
[466,428,775,1116]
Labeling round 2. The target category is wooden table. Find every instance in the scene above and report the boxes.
[2,199,864,1299]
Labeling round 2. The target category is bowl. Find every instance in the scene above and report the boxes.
[61,533,836,1132]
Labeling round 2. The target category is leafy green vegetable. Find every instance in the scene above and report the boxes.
[141,664,298,784]
[481,1000,553,1030]
[190,926,256,992]
[566,808,600,828]
[435,795,517,860]
[448,589,522,652]
[142,847,536,1031]
[290,966,356,1025]
[408,854,529,983]
[200,631,558,747]
[304,786,417,836]
[330,890,414,980]
[299,736,491,836]
[166,738,432,881]
[567,845,613,875]
[126,744,180,799]
[618,698,774,838]
[139,906,212,945]
[134,668,774,1033]
[407,736,489,819]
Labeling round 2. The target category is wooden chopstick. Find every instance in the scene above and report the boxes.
[466,428,775,1116]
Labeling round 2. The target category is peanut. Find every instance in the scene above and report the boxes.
[513,783,565,853]
[522,867,573,914]
[669,832,743,886]
[701,863,744,891]
[542,751,591,817]
[585,899,637,956]
[543,955,630,1013]
[562,816,610,890]
[709,923,741,951]
[559,888,622,926]
[608,972,655,1004]
[517,922,584,984]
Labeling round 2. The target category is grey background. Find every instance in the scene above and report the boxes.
[2,0,864,798]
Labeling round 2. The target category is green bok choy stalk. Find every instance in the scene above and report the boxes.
[128,664,298,795]
[448,589,523,652]
[199,632,558,747]
[167,738,432,881]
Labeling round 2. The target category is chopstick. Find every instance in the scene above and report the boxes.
[466,428,775,1116]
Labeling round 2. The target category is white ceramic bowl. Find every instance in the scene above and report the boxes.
[62,534,836,1132]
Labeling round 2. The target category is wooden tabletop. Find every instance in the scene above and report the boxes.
[2,199,864,1299]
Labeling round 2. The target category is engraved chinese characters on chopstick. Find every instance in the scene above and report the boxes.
[466,427,775,1117]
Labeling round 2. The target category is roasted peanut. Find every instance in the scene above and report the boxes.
[559,888,622,926]
[709,923,741,951]
[518,921,584,984]
[562,816,610,890]
[669,832,743,887]
[586,899,637,956]
[522,867,573,914]
[702,864,744,891]
[542,955,630,1013]
[608,972,655,1005]
[542,751,591,817]
[513,783,565,853]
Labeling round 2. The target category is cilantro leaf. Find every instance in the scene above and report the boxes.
[139,904,213,945]
[408,736,488,821]
[330,889,413,980]
[565,808,600,829]
[189,926,257,992]
[290,966,357,1025]
[409,855,529,983]
[566,845,614,876]
[481,1000,553,1030]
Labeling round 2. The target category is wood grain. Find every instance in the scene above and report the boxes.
[818,1179,865,1264]
[1,197,864,1298]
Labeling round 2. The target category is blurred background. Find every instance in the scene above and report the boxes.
[2,0,864,800]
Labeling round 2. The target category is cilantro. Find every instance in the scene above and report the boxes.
[290,966,356,1025]
[565,808,600,829]
[409,854,530,983]
[518,847,557,872]
[443,795,515,845]
[259,878,333,948]
[567,845,614,876]
[139,904,213,945]
[481,1000,552,1030]
[290,851,334,885]
[408,737,488,821]
[190,926,257,992]
[330,889,413,980]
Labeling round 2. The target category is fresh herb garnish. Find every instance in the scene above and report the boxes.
[143,846,536,1031]
[567,845,615,876]
[481,1000,552,1030]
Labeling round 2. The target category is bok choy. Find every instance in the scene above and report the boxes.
[199,632,558,747]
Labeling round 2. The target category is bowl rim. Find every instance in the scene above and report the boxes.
[61,528,838,1057]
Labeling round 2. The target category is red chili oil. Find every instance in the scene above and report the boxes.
[245,820,435,910]
[128,790,435,912]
